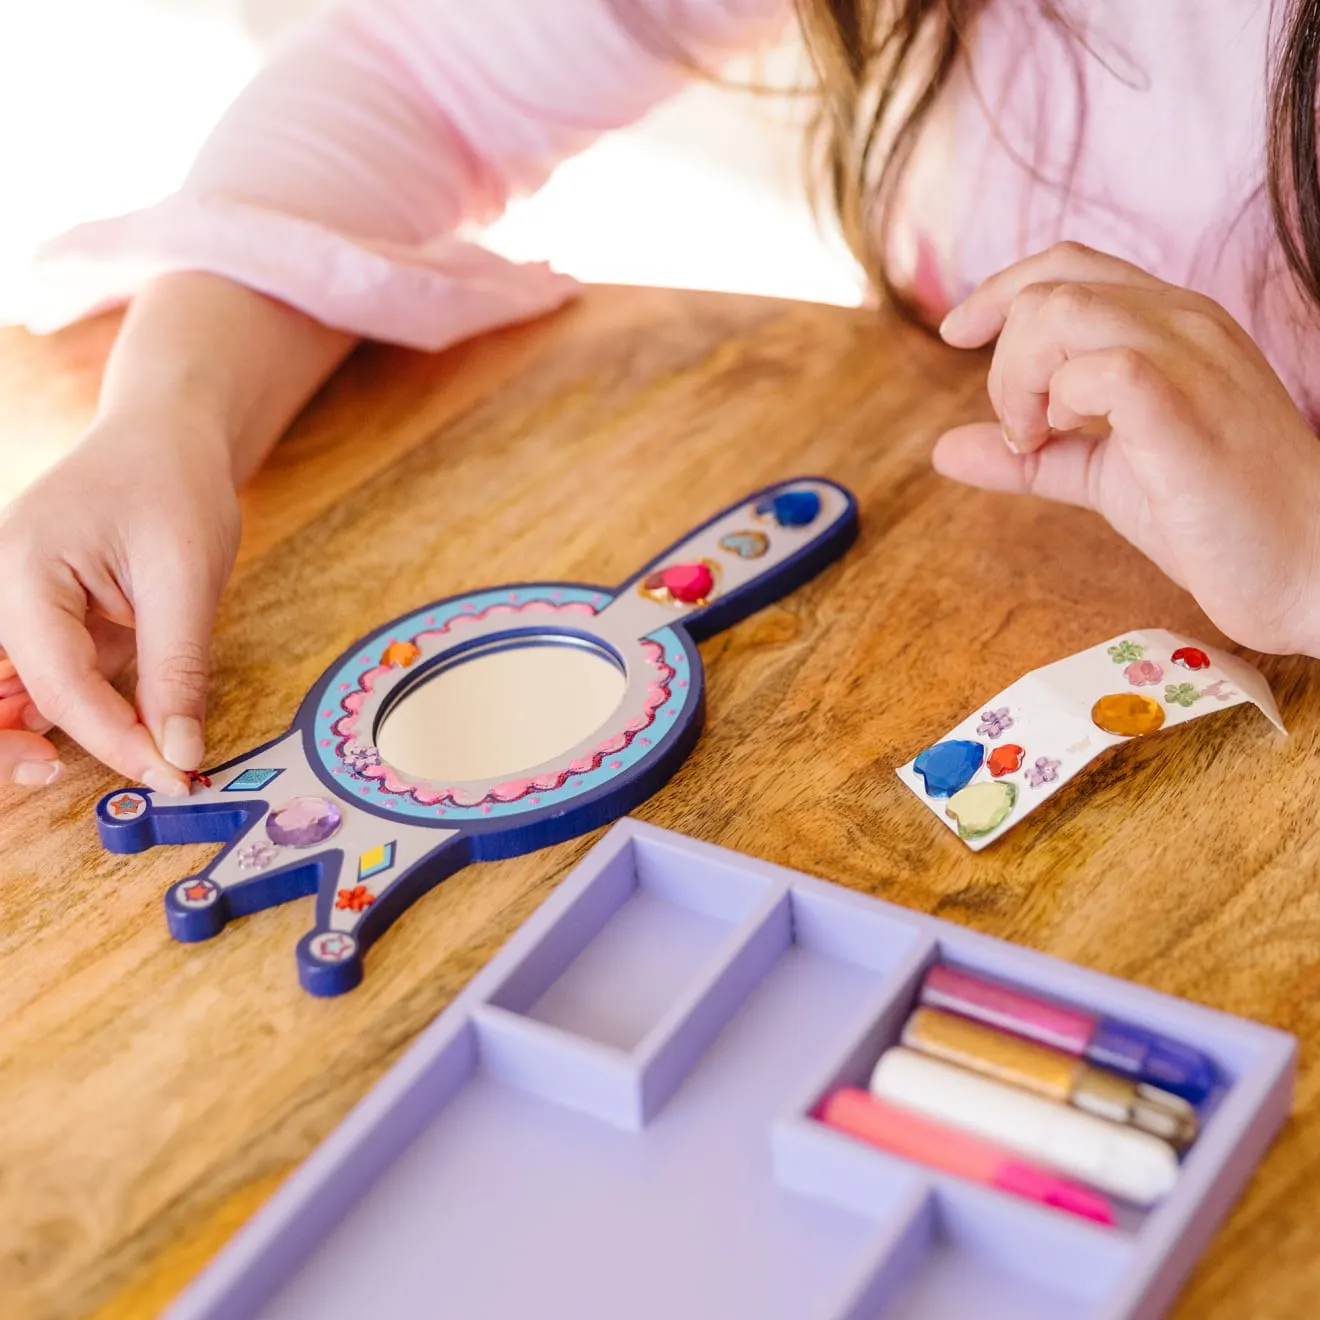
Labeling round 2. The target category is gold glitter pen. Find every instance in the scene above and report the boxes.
[902,1006,1198,1149]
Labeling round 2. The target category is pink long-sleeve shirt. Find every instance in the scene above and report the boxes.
[19,0,1319,417]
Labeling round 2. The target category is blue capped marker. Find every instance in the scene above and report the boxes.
[921,964,1218,1106]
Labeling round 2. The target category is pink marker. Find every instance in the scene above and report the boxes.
[819,1087,1116,1226]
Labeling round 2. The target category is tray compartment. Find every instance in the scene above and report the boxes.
[478,831,822,1127]
[485,832,779,1050]
[852,1184,1133,1320]
[776,884,936,1125]
[920,928,1297,1246]
[472,1005,644,1128]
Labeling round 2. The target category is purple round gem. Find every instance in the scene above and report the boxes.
[266,796,343,848]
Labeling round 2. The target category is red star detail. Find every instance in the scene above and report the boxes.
[109,794,142,818]
[189,772,213,789]
[183,881,213,902]
[335,885,376,912]
[316,933,353,959]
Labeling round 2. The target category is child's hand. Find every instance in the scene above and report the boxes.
[0,409,240,792]
[933,242,1320,655]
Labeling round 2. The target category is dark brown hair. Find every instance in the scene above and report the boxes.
[618,1,1320,318]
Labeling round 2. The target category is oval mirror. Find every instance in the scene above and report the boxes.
[374,638,628,784]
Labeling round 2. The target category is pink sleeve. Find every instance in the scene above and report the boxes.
[19,0,787,349]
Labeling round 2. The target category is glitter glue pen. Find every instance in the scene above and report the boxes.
[919,964,1217,1106]
[903,1007,1198,1149]
[870,1048,1181,1206]
[819,1087,1117,1225]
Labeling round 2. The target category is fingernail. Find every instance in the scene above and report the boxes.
[14,759,62,787]
[22,705,53,734]
[143,766,189,797]
[1002,425,1022,454]
[162,715,205,772]
[938,305,966,341]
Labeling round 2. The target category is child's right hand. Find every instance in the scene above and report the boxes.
[0,406,241,793]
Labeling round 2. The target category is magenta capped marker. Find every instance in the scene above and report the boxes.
[919,965,1217,1106]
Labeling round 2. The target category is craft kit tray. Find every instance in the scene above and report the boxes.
[165,820,1296,1320]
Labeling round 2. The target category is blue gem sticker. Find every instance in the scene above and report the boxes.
[913,740,985,798]
[756,489,821,528]
[223,767,285,792]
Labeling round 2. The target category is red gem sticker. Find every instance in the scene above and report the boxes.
[641,561,715,606]
[987,744,1025,778]
[1172,646,1210,671]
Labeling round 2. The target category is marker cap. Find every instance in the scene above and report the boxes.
[1089,1019,1216,1106]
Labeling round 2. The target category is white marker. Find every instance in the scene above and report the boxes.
[869,1048,1180,1206]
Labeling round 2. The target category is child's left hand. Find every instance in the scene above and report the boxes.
[933,242,1320,656]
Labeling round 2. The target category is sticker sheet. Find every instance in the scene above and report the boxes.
[897,630,1285,851]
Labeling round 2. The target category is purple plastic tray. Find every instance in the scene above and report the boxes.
[166,820,1296,1320]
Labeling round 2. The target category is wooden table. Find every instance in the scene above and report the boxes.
[3,286,1318,1320]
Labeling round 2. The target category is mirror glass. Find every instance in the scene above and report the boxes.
[375,638,628,783]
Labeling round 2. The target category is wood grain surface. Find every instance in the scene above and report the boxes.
[2,286,1318,1320]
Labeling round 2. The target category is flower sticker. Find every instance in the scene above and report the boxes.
[1165,682,1201,708]
[236,841,280,871]
[335,885,376,912]
[1025,756,1060,787]
[342,740,382,776]
[1108,640,1146,664]
[1123,659,1163,686]
[976,707,1014,738]
[1202,680,1236,701]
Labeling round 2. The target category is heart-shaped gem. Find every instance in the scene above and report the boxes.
[912,739,984,798]
[986,744,1024,777]
[756,489,821,528]
[642,561,715,606]
[946,781,1017,840]
[719,530,769,559]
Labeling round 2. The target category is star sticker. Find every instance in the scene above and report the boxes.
[311,932,355,962]
[183,880,215,903]
[189,771,213,789]
[108,793,145,819]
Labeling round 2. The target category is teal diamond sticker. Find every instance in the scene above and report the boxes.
[223,767,284,793]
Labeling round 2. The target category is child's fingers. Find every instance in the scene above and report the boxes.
[931,421,1106,509]
[86,614,139,685]
[0,587,188,796]
[0,690,53,735]
[0,726,62,788]
[1046,350,1203,505]
[132,562,218,774]
[988,284,1161,452]
[940,242,1169,349]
